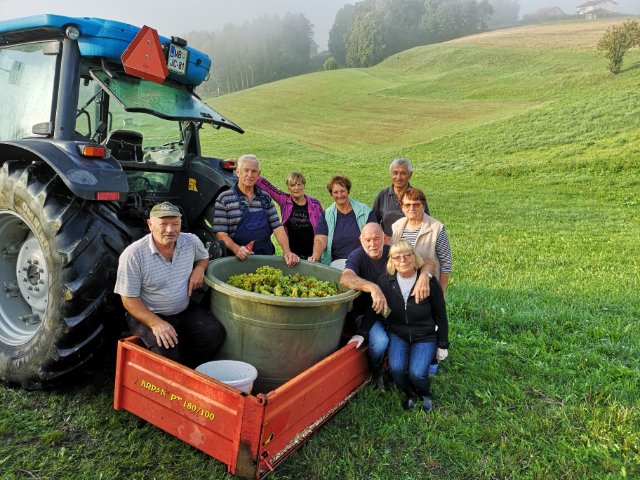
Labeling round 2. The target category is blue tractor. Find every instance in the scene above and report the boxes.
[0,15,243,387]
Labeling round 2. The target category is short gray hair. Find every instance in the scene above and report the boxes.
[238,154,261,170]
[389,157,413,173]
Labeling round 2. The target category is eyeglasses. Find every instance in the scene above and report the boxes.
[391,253,414,261]
[402,202,422,209]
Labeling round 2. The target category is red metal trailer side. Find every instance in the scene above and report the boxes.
[114,336,370,479]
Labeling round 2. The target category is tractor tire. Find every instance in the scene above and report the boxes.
[0,159,130,388]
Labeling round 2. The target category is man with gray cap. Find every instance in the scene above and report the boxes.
[115,202,225,367]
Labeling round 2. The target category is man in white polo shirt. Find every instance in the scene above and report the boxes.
[115,202,225,367]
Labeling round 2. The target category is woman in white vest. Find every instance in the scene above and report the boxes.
[391,188,452,296]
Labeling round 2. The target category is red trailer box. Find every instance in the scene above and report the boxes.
[114,336,370,479]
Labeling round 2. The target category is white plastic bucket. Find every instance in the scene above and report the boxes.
[195,360,258,393]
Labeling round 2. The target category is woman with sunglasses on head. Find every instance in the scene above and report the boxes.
[377,240,449,412]
[391,187,451,296]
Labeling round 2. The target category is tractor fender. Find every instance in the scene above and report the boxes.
[178,155,236,221]
[0,139,129,200]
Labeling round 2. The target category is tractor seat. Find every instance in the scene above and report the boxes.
[105,130,143,161]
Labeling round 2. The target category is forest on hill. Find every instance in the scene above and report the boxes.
[189,0,520,95]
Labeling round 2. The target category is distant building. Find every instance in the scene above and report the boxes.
[576,0,617,17]
[534,7,567,18]
[521,6,568,23]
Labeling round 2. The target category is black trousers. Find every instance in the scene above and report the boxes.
[127,302,226,369]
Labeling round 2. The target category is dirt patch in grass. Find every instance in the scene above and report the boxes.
[448,19,629,51]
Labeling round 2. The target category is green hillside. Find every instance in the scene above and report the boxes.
[1,20,637,480]
[214,45,632,168]
[198,19,639,479]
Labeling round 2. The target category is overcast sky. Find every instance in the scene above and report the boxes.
[0,0,347,50]
[1,0,638,50]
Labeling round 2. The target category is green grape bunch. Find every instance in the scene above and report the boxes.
[226,266,343,298]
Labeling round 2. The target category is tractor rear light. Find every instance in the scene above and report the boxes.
[79,145,107,158]
[222,160,237,170]
[96,192,120,201]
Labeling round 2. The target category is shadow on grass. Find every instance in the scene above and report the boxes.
[620,61,640,73]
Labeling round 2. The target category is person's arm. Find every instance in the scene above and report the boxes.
[372,194,393,243]
[188,258,208,296]
[309,234,327,262]
[372,191,383,224]
[273,225,299,267]
[212,193,251,260]
[256,176,288,208]
[435,227,452,297]
[420,256,438,277]
[309,211,328,262]
[429,278,448,349]
[412,269,432,303]
[216,232,252,260]
[121,296,178,349]
[340,268,388,315]
[439,273,450,297]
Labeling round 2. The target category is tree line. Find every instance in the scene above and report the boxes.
[187,13,314,96]
[189,0,521,95]
[328,0,499,68]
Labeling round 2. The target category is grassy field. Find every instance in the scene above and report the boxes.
[2,19,639,479]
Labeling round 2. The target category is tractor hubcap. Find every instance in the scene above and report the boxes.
[0,210,46,346]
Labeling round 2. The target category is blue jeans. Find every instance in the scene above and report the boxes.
[388,333,437,397]
[367,320,389,374]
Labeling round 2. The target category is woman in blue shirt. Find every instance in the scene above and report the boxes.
[317,175,377,268]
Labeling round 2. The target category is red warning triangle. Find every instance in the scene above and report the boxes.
[121,25,169,84]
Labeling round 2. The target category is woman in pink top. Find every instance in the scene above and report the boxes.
[257,172,325,261]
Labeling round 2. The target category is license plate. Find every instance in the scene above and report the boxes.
[167,44,189,75]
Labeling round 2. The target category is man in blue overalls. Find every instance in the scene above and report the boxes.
[213,154,299,267]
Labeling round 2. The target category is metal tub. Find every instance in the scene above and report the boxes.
[204,256,360,393]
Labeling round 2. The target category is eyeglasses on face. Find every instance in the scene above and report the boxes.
[391,253,414,261]
[402,202,422,209]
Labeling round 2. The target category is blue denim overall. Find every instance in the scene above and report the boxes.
[232,186,275,255]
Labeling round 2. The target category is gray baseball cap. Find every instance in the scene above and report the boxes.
[150,202,182,218]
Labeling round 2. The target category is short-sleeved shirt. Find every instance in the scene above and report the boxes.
[114,233,208,315]
[212,186,281,237]
[345,244,390,314]
[317,210,377,261]
[285,202,314,258]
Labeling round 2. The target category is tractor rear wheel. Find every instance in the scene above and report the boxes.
[0,160,129,388]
